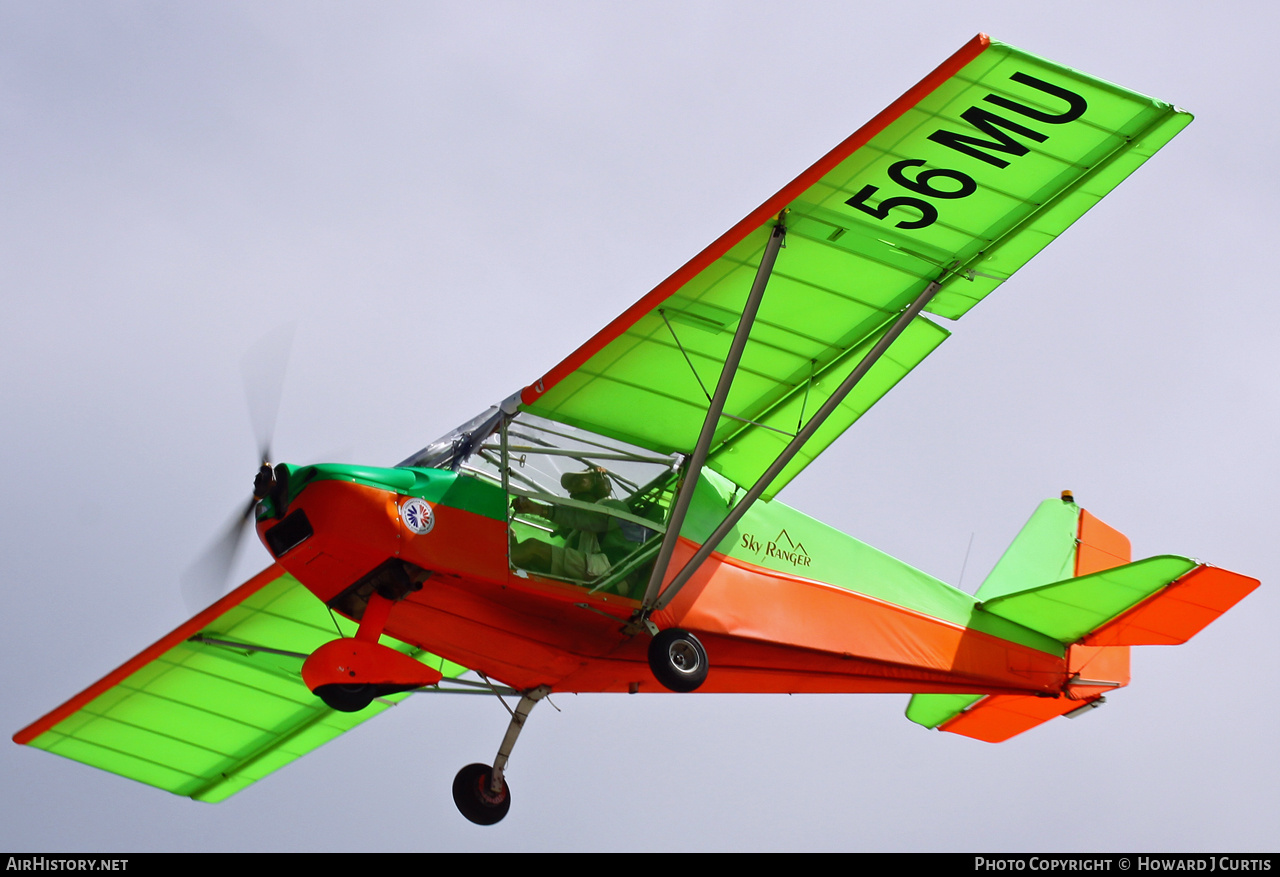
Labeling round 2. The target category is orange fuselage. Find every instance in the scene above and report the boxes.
[259,474,1072,697]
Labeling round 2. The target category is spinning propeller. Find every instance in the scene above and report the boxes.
[180,326,296,611]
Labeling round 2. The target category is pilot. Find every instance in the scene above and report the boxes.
[509,467,635,583]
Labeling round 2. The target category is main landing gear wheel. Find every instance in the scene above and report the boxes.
[648,628,708,692]
[313,683,376,712]
[452,762,511,825]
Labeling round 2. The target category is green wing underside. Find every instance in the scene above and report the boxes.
[19,569,465,802]
[524,37,1190,499]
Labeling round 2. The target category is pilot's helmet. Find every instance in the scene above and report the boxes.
[561,467,611,500]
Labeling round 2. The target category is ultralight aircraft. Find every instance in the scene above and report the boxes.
[14,34,1259,826]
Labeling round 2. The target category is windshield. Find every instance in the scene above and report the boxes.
[398,407,504,472]
[402,408,679,494]
[497,415,678,502]
[405,407,683,595]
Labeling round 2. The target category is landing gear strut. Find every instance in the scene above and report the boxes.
[452,684,550,826]
[302,587,443,711]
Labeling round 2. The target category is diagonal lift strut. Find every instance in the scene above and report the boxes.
[638,277,944,620]
[637,219,789,617]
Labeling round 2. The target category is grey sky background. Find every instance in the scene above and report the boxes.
[2,1,1276,852]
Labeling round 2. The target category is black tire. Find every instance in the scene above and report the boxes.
[648,628,708,692]
[452,763,511,825]
[313,682,376,712]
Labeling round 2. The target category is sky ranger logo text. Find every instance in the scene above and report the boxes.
[739,529,812,568]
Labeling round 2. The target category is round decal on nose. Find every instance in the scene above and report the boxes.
[400,498,435,535]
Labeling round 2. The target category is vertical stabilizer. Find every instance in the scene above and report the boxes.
[974,496,1080,602]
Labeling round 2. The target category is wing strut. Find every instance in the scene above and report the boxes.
[636,219,789,619]
[646,279,943,616]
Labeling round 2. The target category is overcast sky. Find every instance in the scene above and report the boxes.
[2,1,1276,853]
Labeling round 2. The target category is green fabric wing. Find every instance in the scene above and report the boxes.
[521,36,1191,500]
[17,568,465,802]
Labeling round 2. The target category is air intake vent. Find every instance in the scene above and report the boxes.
[265,509,313,558]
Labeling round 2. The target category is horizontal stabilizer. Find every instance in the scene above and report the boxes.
[908,642,1130,741]
[934,693,1098,743]
[980,555,1198,644]
[905,692,982,728]
[1081,564,1259,647]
